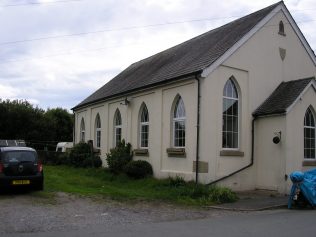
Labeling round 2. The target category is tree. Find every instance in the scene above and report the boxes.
[0,99,73,146]
[44,108,73,141]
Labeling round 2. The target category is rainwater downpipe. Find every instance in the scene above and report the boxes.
[73,113,76,146]
[207,116,257,186]
[195,74,201,184]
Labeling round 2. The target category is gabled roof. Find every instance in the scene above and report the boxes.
[73,2,282,110]
[253,77,316,117]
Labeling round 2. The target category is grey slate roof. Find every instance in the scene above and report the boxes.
[253,77,315,117]
[73,2,282,110]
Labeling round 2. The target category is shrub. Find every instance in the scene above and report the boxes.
[189,185,210,198]
[208,185,238,203]
[68,142,91,167]
[81,156,103,168]
[124,160,153,179]
[55,152,70,165]
[167,175,186,187]
[67,142,102,168]
[106,140,132,173]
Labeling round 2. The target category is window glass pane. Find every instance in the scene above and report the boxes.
[174,121,185,147]
[174,97,186,118]
[224,79,238,99]
[141,106,149,122]
[223,99,228,114]
[305,108,315,127]
[232,100,238,115]
[81,119,85,130]
[140,124,149,148]
[225,80,233,98]
[115,111,121,125]
[226,132,232,148]
[233,132,238,148]
[233,116,238,133]
[173,97,186,147]
[304,107,315,159]
[115,127,121,146]
[140,104,149,148]
[222,79,239,149]
[96,131,101,147]
[96,115,101,128]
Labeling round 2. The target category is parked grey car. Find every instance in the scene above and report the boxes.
[0,146,43,190]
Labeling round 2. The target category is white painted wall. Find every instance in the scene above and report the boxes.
[285,86,316,191]
[74,79,198,180]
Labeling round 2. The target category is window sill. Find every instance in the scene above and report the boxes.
[167,148,186,158]
[134,149,149,156]
[220,150,244,157]
[302,160,316,166]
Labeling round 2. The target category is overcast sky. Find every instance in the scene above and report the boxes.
[0,0,315,111]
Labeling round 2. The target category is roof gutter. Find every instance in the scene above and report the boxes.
[208,116,257,186]
[72,72,200,111]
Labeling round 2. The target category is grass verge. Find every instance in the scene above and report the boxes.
[44,165,237,206]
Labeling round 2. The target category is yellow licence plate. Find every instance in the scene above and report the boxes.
[12,180,30,185]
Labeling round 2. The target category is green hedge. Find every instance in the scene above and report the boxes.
[124,160,153,179]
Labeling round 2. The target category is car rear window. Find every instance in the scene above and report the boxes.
[1,151,37,163]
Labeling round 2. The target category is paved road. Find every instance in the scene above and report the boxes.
[3,209,316,237]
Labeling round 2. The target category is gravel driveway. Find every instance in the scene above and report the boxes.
[0,192,229,234]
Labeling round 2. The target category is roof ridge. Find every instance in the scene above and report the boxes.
[281,77,315,84]
[130,1,282,68]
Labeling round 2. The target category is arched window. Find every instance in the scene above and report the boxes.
[114,109,122,147]
[80,118,85,142]
[139,104,149,148]
[279,21,285,35]
[95,114,101,148]
[222,78,239,149]
[173,96,186,147]
[304,107,315,159]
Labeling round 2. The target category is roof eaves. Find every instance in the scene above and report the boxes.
[285,78,316,114]
[72,72,201,111]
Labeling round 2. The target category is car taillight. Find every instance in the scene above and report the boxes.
[37,160,43,173]
[0,162,3,173]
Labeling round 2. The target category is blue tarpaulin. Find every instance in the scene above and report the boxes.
[288,169,316,208]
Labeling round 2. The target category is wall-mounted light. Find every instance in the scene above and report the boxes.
[273,131,282,144]
[120,97,130,106]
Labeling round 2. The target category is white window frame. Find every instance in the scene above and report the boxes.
[95,114,101,148]
[114,110,122,147]
[304,107,315,159]
[139,105,149,149]
[222,78,239,150]
[80,118,85,142]
[173,96,186,148]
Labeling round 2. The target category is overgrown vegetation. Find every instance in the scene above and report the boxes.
[42,142,102,168]
[44,165,238,206]
[106,140,133,173]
